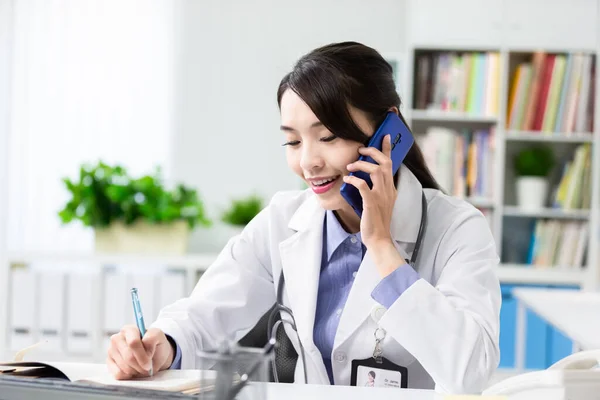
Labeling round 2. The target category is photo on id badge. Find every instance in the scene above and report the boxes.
[356,365,402,388]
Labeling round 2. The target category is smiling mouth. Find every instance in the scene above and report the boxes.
[310,176,340,187]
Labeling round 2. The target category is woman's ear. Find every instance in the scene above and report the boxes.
[388,106,400,115]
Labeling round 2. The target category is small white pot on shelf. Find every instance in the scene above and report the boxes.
[516,176,548,210]
[94,220,190,255]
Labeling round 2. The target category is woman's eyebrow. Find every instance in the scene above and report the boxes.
[280,121,324,132]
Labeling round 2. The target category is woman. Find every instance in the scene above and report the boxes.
[106,41,501,394]
[365,371,376,387]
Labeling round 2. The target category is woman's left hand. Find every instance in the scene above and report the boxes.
[343,134,397,251]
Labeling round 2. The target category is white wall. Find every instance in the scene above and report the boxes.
[173,0,408,252]
[0,0,13,360]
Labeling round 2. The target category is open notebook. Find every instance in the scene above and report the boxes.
[0,361,216,395]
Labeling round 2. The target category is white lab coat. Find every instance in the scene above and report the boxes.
[151,165,501,394]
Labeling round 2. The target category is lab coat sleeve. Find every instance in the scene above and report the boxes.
[150,207,275,370]
[377,210,501,394]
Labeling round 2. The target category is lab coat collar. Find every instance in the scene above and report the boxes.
[279,198,328,383]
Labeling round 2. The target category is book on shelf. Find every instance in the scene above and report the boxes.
[418,126,495,201]
[525,220,588,268]
[414,51,500,116]
[551,143,591,209]
[507,52,595,133]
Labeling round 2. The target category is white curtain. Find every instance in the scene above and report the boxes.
[6,0,177,252]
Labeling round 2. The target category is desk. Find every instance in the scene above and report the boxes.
[265,382,437,399]
[0,377,439,400]
[512,287,600,370]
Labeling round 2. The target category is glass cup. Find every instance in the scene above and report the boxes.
[196,340,273,400]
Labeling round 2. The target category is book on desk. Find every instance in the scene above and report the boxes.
[0,361,214,395]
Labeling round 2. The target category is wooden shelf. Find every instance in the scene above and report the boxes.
[409,110,498,123]
[497,264,584,285]
[506,131,594,143]
[466,197,496,208]
[503,206,590,220]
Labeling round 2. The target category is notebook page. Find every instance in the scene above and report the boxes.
[0,361,109,381]
[43,362,112,382]
[80,369,214,392]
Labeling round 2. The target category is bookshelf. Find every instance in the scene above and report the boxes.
[502,207,590,220]
[403,1,600,292]
[410,110,498,123]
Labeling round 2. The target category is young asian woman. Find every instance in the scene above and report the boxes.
[106,41,501,395]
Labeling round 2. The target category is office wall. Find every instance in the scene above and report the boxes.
[0,0,12,361]
[172,0,408,251]
[0,0,12,245]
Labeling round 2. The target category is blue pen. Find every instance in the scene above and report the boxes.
[131,287,153,377]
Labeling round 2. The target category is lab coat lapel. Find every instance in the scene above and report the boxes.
[334,165,424,349]
[279,194,329,383]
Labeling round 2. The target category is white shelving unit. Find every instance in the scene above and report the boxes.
[505,131,594,143]
[0,252,219,362]
[410,109,499,123]
[466,197,496,209]
[403,0,600,291]
[496,265,585,286]
[502,207,590,220]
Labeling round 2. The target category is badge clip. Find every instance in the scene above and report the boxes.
[372,328,386,364]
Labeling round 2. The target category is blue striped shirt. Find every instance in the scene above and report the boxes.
[313,210,420,384]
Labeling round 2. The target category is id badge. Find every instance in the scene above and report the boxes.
[350,357,408,388]
[350,328,408,388]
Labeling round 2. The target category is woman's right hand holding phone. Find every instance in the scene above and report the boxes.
[106,324,175,379]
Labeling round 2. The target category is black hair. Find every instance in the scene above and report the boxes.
[277,41,440,190]
[369,371,376,378]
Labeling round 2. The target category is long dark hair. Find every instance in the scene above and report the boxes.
[277,41,440,190]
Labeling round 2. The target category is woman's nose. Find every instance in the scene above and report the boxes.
[299,145,325,172]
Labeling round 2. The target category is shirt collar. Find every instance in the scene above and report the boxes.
[324,210,362,261]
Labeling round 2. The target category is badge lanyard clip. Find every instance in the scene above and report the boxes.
[373,328,386,364]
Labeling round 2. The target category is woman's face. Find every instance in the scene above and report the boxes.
[279,89,375,211]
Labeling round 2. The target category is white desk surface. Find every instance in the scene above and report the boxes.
[512,287,600,350]
[264,382,439,399]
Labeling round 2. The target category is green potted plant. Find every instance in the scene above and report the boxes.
[220,194,264,237]
[514,146,555,210]
[58,161,211,254]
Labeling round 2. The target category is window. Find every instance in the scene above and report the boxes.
[5,0,176,252]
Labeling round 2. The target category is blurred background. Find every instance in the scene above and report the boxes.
[1,0,599,385]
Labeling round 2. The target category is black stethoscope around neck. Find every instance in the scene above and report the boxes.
[266,191,428,383]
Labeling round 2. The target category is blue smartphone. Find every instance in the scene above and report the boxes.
[340,112,414,217]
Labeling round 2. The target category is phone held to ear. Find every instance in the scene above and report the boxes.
[340,112,414,217]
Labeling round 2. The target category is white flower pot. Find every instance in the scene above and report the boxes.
[94,220,190,255]
[516,176,548,210]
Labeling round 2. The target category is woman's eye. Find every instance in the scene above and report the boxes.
[320,135,337,142]
[282,140,300,147]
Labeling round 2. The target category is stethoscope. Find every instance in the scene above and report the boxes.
[267,191,428,383]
